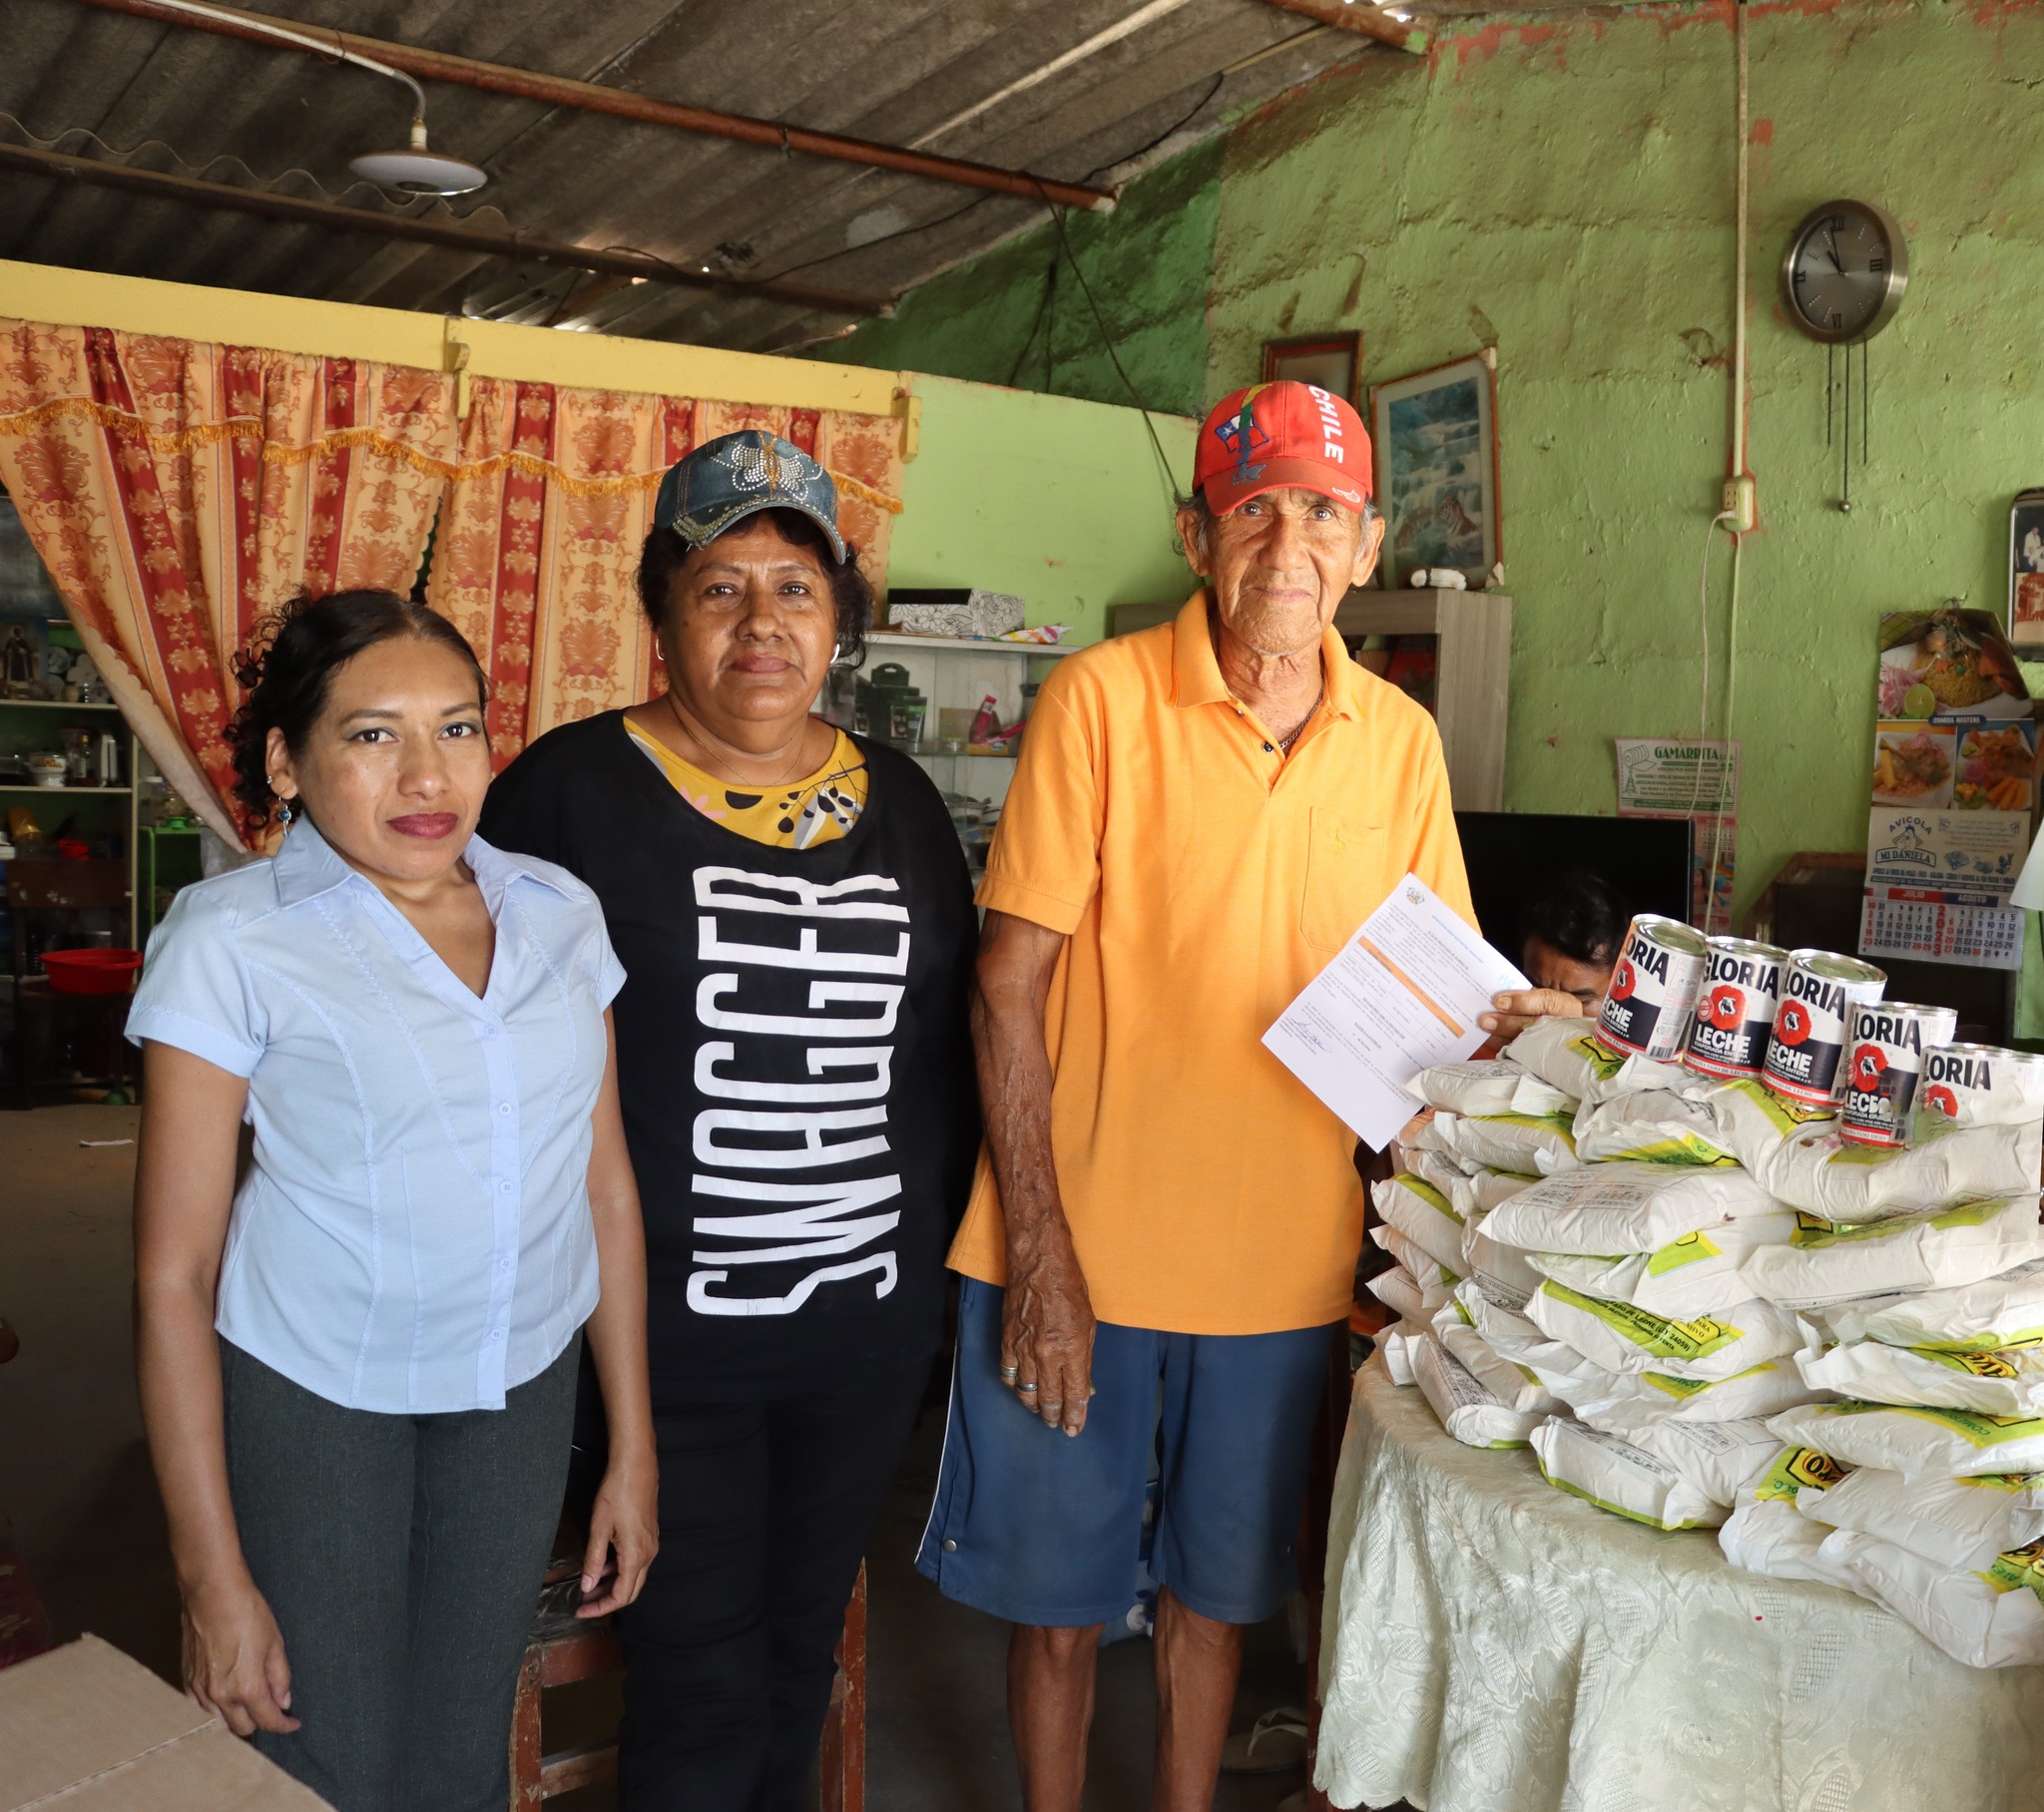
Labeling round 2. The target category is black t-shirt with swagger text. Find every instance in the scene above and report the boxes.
[480,711,979,1403]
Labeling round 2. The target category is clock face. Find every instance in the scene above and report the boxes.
[1783,201,1908,343]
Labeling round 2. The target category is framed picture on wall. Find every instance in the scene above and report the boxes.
[1261,333,1364,404]
[1368,350,1500,591]
[2010,488,2044,651]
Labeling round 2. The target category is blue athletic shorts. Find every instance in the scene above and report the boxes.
[915,1277,1339,1627]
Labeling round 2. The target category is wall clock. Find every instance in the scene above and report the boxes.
[1780,200,1909,343]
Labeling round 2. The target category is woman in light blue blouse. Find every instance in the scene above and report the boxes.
[127,591,658,1812]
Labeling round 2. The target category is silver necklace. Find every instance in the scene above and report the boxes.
[1278,681,1324,753]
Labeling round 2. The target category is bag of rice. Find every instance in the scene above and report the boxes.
[1449,1281,1602,1379]
[1703,1077,1837,1173]
[1367,1264,1441,1326]
[1768,1400,2044,1480]
[1411,1333,1540,1448]
[1818,1257,2044,1351]
[1798,1339,2044,1418]
[1818,1529,2044,1668]
[1554,1358,1826,1436]
[1759,1117,2041,1223]
[1740,1195,2044,1310]
[1399,1146,1479,1216]
[1370,1223,1462,1295]
[1527,1279,1802,1381]
[1718,1444,1858,1586]
[1431,1296,1565,1414]
[1472,1168,1540,1213]
[1369,1173,1466,1273]
[1503,1015,1704,1106]
[1572,1089,1741,1167]
[1531,1414,1778,1530]
[1378,1323,1424,1386]
[1527,1208,1801,1319]
[1481,1161,1781,1257]
[1407,1057,1573,1119]
[1417,1109,1580,1176]
[1799,1464,2044,1571]
[1461,1218,1545,1311]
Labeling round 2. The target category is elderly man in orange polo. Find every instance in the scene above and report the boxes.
[915,380,1542,1809]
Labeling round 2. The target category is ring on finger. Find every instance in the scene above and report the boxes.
[1000,1364,1019,1381]
[1017,1381,1038,1393]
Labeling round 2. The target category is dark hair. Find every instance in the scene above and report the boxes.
[1520,866,1632,969]
[635,507,872,669]
[227,589,488,833]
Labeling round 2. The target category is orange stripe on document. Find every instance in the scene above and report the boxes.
[1355,936,1465,1038]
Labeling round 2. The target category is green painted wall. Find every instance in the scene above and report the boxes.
[842,2,2044,993]
[818,138,1224,420]
[893,375,1196,642]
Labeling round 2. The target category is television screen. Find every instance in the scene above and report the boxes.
[1453,812,1694,966]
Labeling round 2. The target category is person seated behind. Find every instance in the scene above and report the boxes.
[1520,866,1629,1009]
[1476,865,1630,1047]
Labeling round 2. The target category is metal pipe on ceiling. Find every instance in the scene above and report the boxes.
[1256,0,1428,54]
[62,0,1120,213]
[0,141,892,317]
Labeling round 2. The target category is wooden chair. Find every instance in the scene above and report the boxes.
[509,1560,867,1810]
[7,857,138,1110]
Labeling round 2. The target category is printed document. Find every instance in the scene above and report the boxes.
[1263,873,1529,1150]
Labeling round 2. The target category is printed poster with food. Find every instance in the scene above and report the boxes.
[1862,609,2040,970]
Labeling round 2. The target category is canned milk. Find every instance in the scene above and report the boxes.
[1763,950,1887,1106]
[1598,914,1710,1063]
[1918,1043,2044,1131]
[1685,937,1788,1079]
[1840,1002,1959,1146]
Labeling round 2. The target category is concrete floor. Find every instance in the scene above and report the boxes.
[1,1103,1314,1810]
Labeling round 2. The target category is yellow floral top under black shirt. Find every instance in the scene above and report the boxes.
[625,718,868,848]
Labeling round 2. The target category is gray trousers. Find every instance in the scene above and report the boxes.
[222,1336,580,1812]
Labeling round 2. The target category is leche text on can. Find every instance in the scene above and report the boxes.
[1917,1043,2044,1132]
[1598,914,1710,1063]
[1685,937,1788,1079]
[1840,1001,1959,1146]
[1763,950,1887,1106]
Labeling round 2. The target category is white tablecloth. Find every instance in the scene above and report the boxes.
[1315,1359,2044,1812]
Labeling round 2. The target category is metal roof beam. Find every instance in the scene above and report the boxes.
[60,0,1121,213]
[0,141,891,317]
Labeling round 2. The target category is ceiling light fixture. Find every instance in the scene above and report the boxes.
[141,0,486,195]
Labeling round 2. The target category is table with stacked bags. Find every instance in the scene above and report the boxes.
[1317,1003,2044,1811]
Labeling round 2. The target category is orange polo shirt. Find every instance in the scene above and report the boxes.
[947,592,1474,1335]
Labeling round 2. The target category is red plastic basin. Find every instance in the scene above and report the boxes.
[41,949,144,995]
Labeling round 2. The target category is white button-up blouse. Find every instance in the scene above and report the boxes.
[126,820,626,1414]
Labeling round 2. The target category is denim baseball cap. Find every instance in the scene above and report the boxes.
[652,429,847,562]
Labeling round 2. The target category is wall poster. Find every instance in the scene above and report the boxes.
[1862,609,2038,970]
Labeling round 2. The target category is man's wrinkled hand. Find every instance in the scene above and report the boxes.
[1473,987,1591,1055]
[1000,1245,1097,1436]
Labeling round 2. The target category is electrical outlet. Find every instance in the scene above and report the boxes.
[1721,474,1757,533]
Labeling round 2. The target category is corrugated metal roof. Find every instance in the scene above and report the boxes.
[0,0,1384,351]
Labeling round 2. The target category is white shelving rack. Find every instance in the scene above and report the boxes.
[856,631,1080,809]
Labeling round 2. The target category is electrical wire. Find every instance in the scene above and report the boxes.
[1032,183,1180,506]
[1704,531,1744,932]
[138,0,429,129]
[1689,509,1738,928]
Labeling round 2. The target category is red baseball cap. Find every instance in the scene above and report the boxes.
[1193,381,1372,514]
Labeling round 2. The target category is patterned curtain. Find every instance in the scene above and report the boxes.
[0,319,455,845]
[425,382,904,767]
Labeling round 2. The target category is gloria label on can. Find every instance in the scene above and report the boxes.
[1598,915,1710,1063]
[1840,1002,1959,1146]
[1918,1043,2044,1130]
[1686,938,1788,1079]
[1763,950,1887,1106]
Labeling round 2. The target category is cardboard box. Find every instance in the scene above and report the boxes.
[0,1635,332,1810]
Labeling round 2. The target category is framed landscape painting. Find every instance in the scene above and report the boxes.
[1368,352,1500,589]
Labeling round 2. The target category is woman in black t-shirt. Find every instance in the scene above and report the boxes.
[480,432,978,1810]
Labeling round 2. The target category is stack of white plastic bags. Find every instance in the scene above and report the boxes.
[1366,1013,2044,1668]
